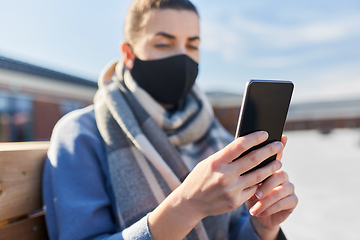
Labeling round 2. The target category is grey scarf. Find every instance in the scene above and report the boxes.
[94,61,239,240]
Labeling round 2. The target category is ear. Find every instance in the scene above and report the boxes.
[121,43,135,69]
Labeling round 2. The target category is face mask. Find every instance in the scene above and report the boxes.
[130,54,199,105]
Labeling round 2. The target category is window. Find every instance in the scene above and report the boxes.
[0,91,11,142]
[0,91,33,142]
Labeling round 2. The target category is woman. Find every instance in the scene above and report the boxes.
[43,0,298,239]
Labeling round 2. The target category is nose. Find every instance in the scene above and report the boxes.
[174,45,187,56]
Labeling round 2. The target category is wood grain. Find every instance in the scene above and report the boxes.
[0,215,48,240]
[0,142,49,222]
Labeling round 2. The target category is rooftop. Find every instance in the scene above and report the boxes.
[0,55,97,88]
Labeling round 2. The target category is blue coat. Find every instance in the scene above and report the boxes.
[42,105,260,240]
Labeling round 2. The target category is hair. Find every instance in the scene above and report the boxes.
[124,0,198,46]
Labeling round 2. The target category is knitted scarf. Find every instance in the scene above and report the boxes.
[93,61,238,240]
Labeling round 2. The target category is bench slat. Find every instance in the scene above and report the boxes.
[0,142,49,222]
[0,215,48,240]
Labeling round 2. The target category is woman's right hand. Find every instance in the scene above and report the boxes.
[148,131,283,240]
[179,131,283,218]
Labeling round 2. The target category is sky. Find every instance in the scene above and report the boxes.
[0,0,359,103]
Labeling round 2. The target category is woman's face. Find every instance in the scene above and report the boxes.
[124,9,200,67]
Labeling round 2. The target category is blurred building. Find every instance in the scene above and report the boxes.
[2,55,359,142]
[0,56,97,142]
[286,100,360,134]
[207,91,360,135]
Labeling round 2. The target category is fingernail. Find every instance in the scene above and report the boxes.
[262,131,268,139]
[276,161,282,169]
[249,208,256,216]
[250,202,261,216]
[255,190,262,199]
[276,141,283,150]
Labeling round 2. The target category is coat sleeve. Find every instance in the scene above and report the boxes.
[228,205,261,240]
[42,107,153,240]
[228,204,287,240]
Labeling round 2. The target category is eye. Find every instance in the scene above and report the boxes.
[155,43,170,48]
[187,45,198,50]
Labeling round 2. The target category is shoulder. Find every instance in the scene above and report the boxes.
[48,105,106,166]
[51,105,102,145]
[52,105,99,140]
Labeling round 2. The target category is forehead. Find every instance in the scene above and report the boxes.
[143,9,200,37]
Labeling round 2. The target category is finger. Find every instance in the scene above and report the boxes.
[281,135,288,147]
[219,131,269,163]
[276,135,287,161]
[240,185,259,203]
[245,193,260,210]
[256,193,298,218]
[233,141,283,175]
[254,170,288,200]
[240,159,282,188]
[249,181,294,217]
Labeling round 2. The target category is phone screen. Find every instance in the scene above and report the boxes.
[235,80,294,175]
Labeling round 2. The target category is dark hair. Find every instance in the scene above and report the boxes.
[124,0,198,46]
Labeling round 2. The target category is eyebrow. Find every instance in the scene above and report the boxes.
[188,36,200,41]
[155,32,200,41]
[155,32,175,39]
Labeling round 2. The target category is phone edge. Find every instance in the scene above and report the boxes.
[234,80,251,139]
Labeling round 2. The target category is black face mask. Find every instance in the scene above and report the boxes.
[130,54,199,105]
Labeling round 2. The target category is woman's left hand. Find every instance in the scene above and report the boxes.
[245,135,298,240]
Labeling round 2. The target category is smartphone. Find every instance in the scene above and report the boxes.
[234,80,294,175]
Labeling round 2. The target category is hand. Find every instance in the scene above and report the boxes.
[180,131,284,218]
[246,136,298,240]
[148,131,285,240]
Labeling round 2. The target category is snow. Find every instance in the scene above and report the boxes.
[280,128,360,239]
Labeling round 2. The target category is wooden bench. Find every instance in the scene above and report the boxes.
[0,142,50,240]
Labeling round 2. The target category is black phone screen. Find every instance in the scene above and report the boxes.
[235,80,294,175]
